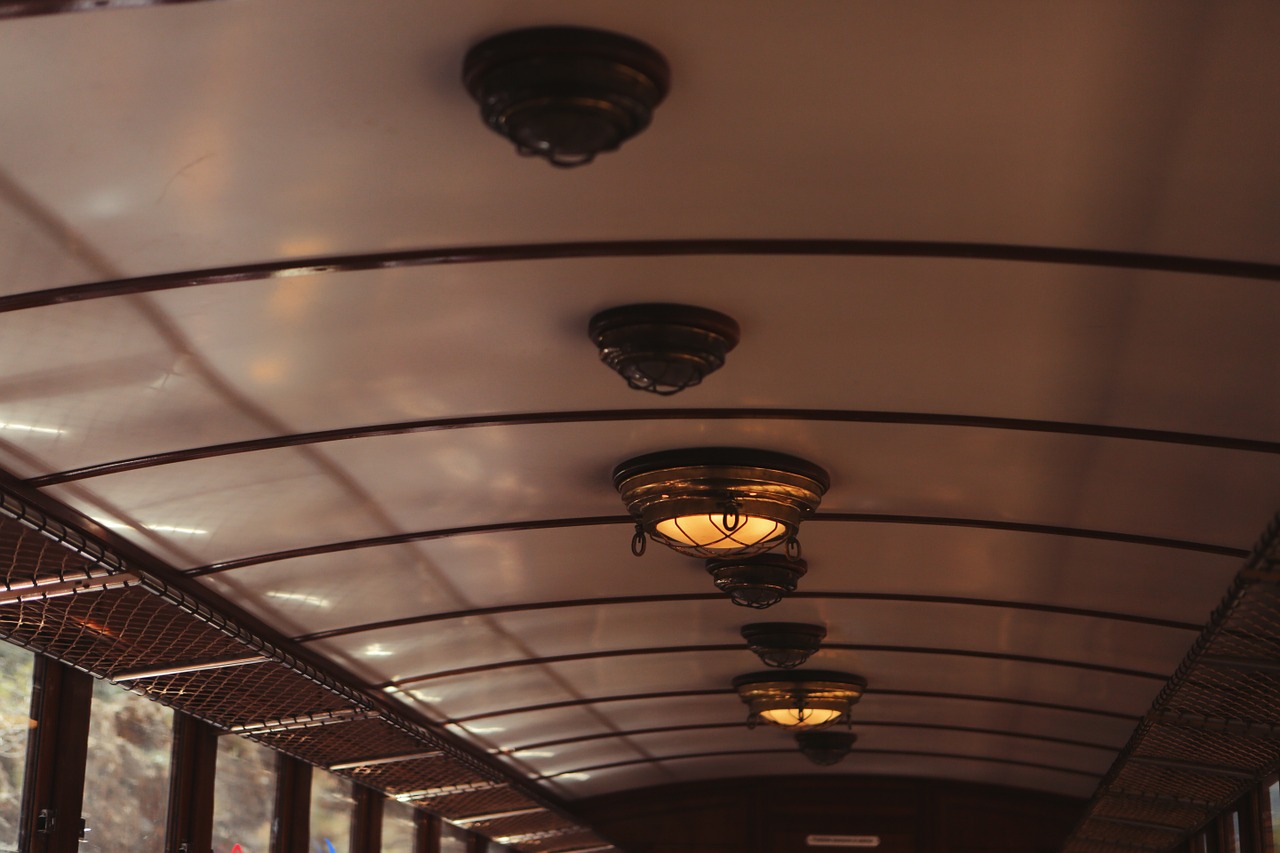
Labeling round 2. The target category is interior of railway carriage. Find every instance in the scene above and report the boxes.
[1,2,1279,853]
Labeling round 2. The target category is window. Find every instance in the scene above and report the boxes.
[0,643,33,853]
[1262,778,1280,853]
[213,735,278,853]
[80,679,174,852]
[1223,810,1242,853]
[310,768,354,853]
[381,798,416,851]
[440,822,468,853]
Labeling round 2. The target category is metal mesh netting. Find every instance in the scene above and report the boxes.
[1062,513,1280,852]
[0,498,614,853]
[252,716,427,767]
[1071,840,1165,853]
[0,514,97,586]
[0,586,250,673]
[142,660,355,725]
[427,786,540,820]
[465,811,575,839]
[1092,793,1213,828]
[347,755,494,796]
[1135,721,1280,772]
[1075,818,1182,849]
[1165,664,1280,724]
[523,829,610,851]
[0,493,127,587]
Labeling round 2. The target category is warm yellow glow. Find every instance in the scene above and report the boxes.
[249,357,288,385]
[759,707,843,729]
[655,514,784,550]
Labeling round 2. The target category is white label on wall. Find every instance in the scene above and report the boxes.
[806,835,881,847]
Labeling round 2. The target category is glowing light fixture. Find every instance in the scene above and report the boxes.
[588,303,740,395]
[613,448,829,559]
[733,670,867,731]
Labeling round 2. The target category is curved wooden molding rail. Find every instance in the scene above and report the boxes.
[3,238,1279,315]
[537,748,1104,782]
[188,513,1245,577]
[505,720,1120,755]
[27,407,1280,487]
[381,642,1170,690]
[294,591,1199,644]
[448,688,1143,725]
[0,0,219,19]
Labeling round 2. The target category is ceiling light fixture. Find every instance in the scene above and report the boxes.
[796,730,858,766]
[732,670,867,731]
[462,26,670,167]
[706,554,808,608]
[614,448,829,559]
[741,622,826,669]
[588,303,740,395]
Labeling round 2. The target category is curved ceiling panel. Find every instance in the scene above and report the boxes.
[199,523,1236,640]
[0,4,1276,271]
[43,419,1280,570]
[0,1,1276,846]
[544,750,1101,800]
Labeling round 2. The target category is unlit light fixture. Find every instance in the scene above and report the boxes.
[614,448,829,559]
[463,26,670,167]
[733,670,867,731]
[706,554,808,608]
[796,730,858,766]
[589,303,740,395]
[741,622,826,669]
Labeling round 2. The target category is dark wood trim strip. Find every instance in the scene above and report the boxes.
[28,407,1280,487]
[538,747,1103,781]
[382,642,1169,689]
[295,591,1199,644]
[272,754,312,853]
[190,514,1245,577]
[4,238,1279,315]
[508,720,1120,754]
[164,714,218,853]
[20,658,94,853]
[188,516,630,576]
[814,514,1247,558]
[351,785,384,853]
[416,810,440,853]
[0,0,219,19]
[448,687,1142,725]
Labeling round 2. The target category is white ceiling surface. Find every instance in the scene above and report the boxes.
[0,3,1278,271]
[0,0,1277,808]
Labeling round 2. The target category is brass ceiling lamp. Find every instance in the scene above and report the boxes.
[733,670,867,731]
[741,622,826,669]
[462,26,670,167]
[613,448,829,559]
[706,554,808,609]
[589,304,740,395]
[796,730,858,766]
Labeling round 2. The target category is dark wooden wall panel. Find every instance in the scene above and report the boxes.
[576,776,1083,853]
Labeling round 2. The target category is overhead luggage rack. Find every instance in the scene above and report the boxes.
[0,484,616,853]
